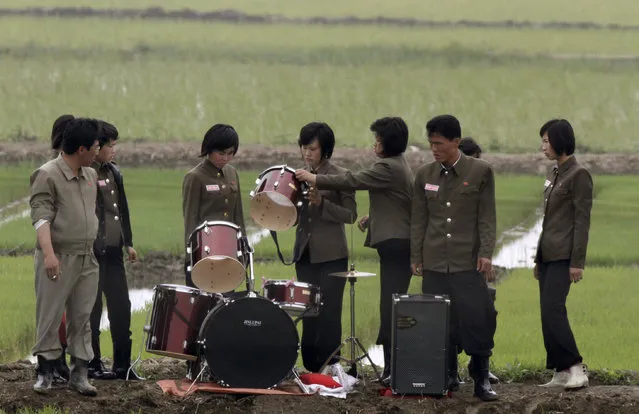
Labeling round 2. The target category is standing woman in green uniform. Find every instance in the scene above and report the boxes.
[182,124,246,288]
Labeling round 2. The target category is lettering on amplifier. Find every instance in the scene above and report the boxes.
[243,320,263,327]
[412,383,426,388]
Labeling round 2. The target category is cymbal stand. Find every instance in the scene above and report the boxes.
[319,218,382,381]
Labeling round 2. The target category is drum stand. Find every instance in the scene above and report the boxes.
[129,306,152,381]
[320,266,382,382]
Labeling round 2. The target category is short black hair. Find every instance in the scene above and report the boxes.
[369,117,408,157]
[459,137,482,157]
[61,118,100,155]
[98,121,119,147]
[539,119,560,138]
[298,122,335,160]
[426,115,461,140]
[51,114,75,151]
[200,124,239,157]
[544,119,575,156]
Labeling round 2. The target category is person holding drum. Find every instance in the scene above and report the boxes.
[182,124,246,288]
[292,122,357,373]
[295,117,413,383]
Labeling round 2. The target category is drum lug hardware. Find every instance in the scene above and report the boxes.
[151,336,157,345]
[274,181,279,189]
[254,178,260,185]
[190,296,195,304]
[204,246,210,254]
[186,266,192,272]
[183,340,188,350]
[296,201,303,207]
[249,190,255,197]
[143,325,151,333]
[186,246,192,254]
[204,226,210,234]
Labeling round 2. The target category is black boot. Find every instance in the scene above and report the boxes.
[113,340,143,381]
[379,344,391,386]
[52,346,70,384]
[69,357,98,397]
[469,358,499,384]
[33,356,53,394]
[447,348,460,392]
[470,356,498,402]
[88,358,117,380]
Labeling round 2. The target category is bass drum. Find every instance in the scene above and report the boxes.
[198,295,299,389]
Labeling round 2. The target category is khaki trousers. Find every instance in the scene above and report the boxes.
[32,249,99,361]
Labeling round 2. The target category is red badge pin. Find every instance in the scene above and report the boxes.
[463,181,469,186]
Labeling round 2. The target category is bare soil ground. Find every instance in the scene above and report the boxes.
[2,141,639,174]
[2,359,639,413]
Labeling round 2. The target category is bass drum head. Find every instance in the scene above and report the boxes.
[200,296,299,389]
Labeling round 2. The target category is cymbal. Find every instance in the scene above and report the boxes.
[329,270,376,278]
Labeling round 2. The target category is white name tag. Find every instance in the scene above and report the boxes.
[544,179,551,188]
[98,180,107,187]
[424,183,439,192]
[206,184,220,192]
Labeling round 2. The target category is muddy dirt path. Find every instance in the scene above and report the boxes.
[2,359,639,413]
[1,7,638,32]
[3,141,639,174]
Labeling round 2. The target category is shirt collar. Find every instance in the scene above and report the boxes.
[440,151,465,175]
[556,155,577,176]
[204,159,224,177]
[313,159,330,174]
[56,154,85,181]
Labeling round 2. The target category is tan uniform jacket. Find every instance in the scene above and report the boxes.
[293,160,357,263]
[315,155,413,248]
[30,154,99,254]
[411,154,496,273]
[535,156,593,268]
[182,160,246,244]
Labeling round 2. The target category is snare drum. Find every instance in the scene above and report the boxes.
[145,284,222,360]
[249,165,308,231]
[263,279,322,316]
[188,221,248,293]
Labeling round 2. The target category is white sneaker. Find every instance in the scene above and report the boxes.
[564,363,589,389]
[539,370,569,387]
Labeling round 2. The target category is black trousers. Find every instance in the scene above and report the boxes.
[538,260,582,371]
[90,246,132,363]
[295,249,348,373]
[422,269,494,357]
[375,239,412,348]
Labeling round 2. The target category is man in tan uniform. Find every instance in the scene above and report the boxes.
[411,115,498,401]
[30,118,101,396]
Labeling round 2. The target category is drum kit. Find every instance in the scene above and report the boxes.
[137,164,379,390]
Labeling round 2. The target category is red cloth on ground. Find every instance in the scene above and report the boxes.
[299,373,342,389]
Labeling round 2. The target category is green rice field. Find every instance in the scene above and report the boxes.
[1,16,639,152]
[2,167,639,370]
